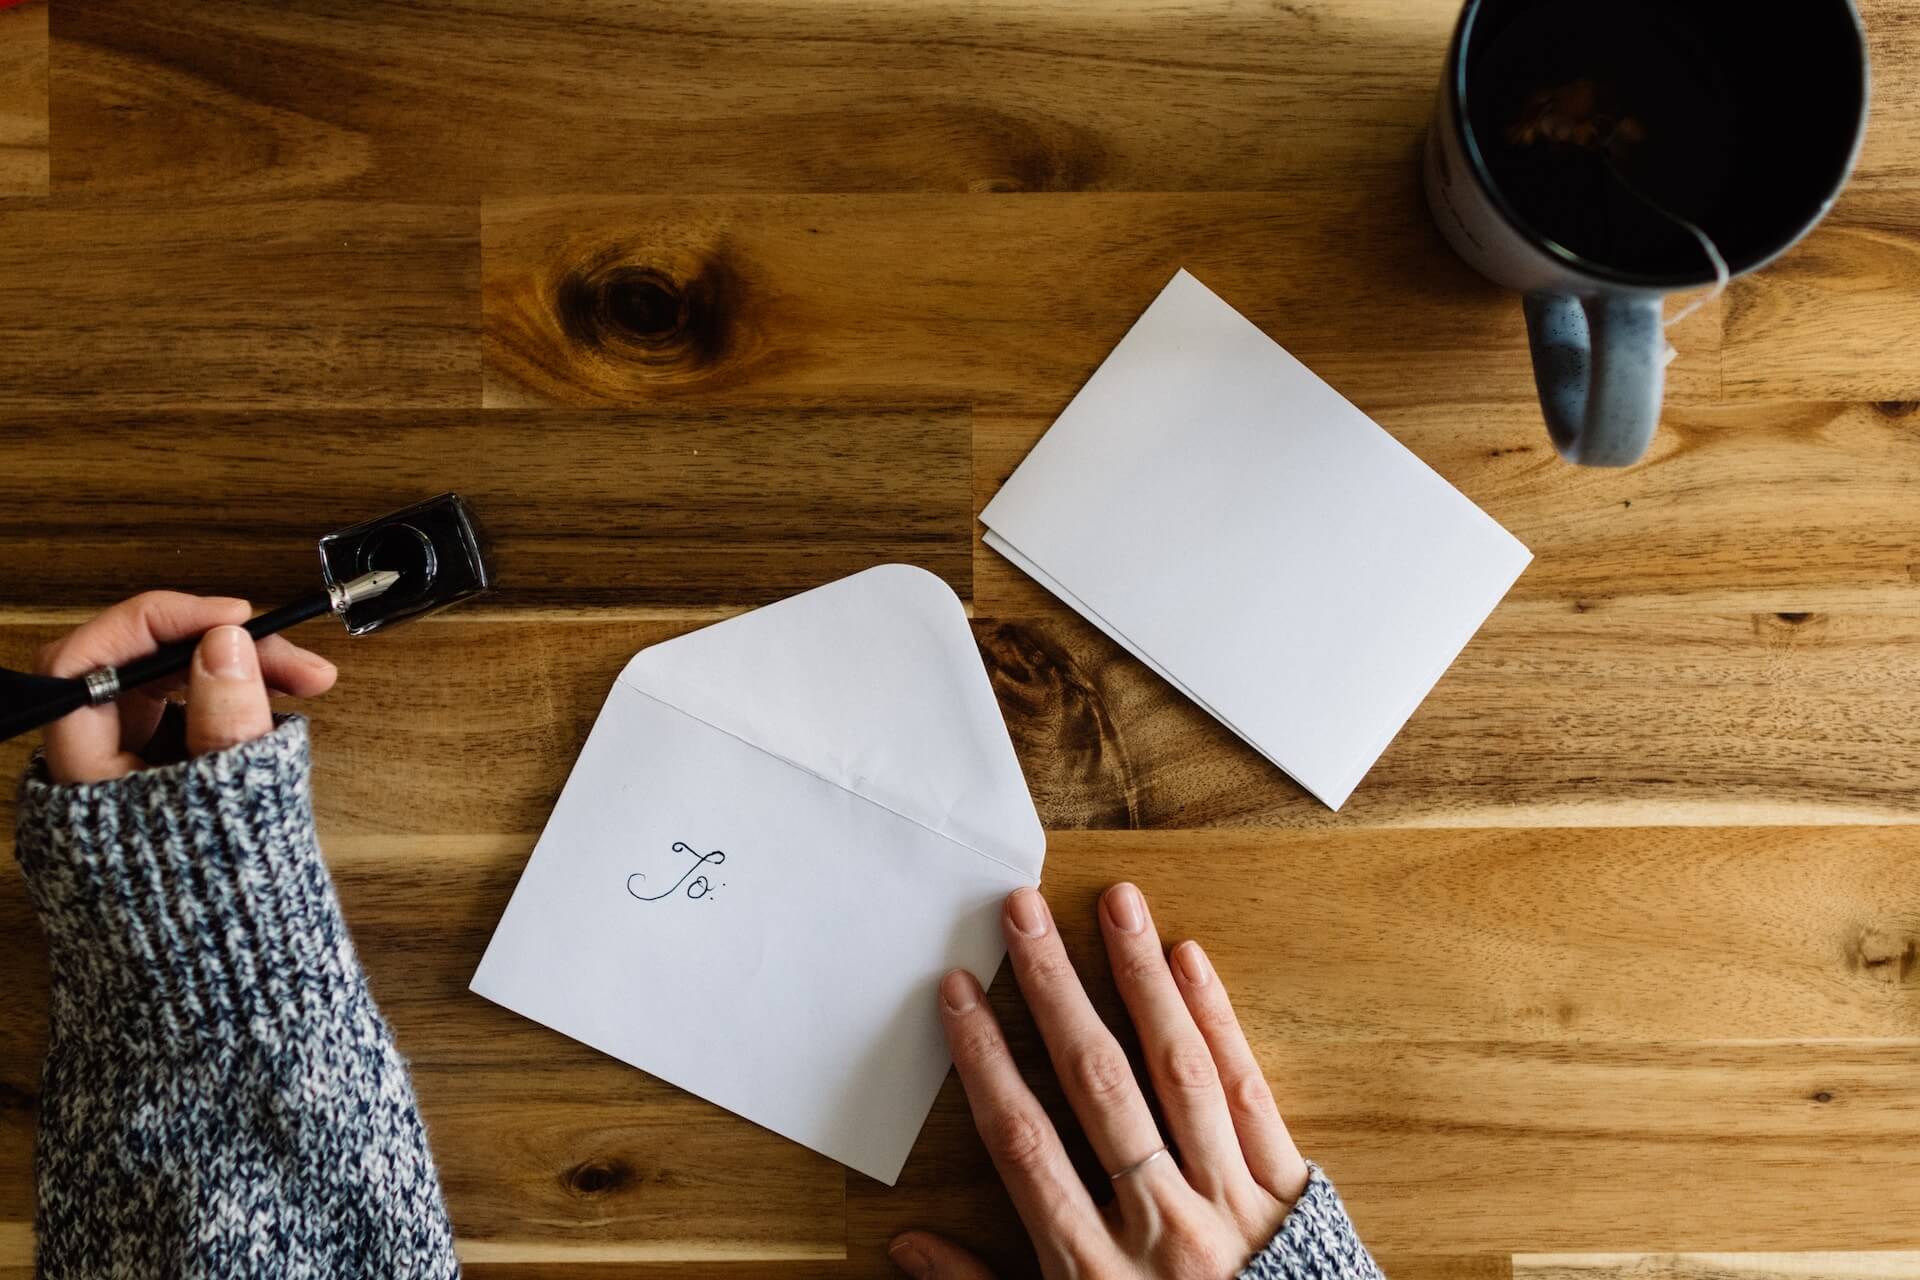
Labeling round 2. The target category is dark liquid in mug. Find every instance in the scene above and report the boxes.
[1463,0,1866,282]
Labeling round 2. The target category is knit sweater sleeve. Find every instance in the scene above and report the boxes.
[13,715,459,1280]
[1238,1164,1387,1280]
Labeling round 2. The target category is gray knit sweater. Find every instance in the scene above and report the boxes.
[15,716,1383,1280]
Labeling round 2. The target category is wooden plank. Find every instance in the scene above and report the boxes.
[0,202,476,408]
[44,0,1920,200]
[7,834,1917,1265]
[164,828,1920,1051]
[5,596,1918,832]
[0,0,47,197]
[424,1066,845,1264]
[1207,1039,1920,1254]
[48,0,1457,197]
[1036,829,1920,1044]
[40,0,1458,202]
[0,409,972,612]
[835,1036,1920,1258]
[1516,1255,1920,1280]
[11,824,1906,1150]
[1857,0,1920,190]
[977,400,1920,617]
[480,192,1723,413]
[1722,190,1920,403]
[1376,1261,1514,1280]
[981,602,1920,827]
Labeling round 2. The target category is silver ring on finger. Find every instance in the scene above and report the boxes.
[1107,1146,1172,1183]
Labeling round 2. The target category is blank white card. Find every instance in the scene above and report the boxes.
[981,269,1532,810]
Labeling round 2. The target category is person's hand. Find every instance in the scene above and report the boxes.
[36,592,337,785]
[892,883,1311,1280]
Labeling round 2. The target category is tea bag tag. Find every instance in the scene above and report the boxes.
[1633,176,1730,372]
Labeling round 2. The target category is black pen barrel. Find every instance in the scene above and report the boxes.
[114,591,334,692]
[0,680,90,742]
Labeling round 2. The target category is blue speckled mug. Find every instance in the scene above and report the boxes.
[1425,0,1870,466]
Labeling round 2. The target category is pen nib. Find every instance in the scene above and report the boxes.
[334,568,403,612]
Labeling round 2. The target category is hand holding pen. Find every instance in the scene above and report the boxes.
[34,592,346,785]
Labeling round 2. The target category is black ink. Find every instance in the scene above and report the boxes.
[628,841,727,902]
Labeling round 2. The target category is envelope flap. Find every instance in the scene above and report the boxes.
[618,565,1045,877]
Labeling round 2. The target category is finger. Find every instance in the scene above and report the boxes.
[255,634,338,697]
[123,646,333,702]
[37,592,251,678]
[41,593,251,785]
[116,687,175,757]
[1099,883,1251,1199]
[1002,887,1164,1179]
[185,626,274,758]
[888,1231,999,1280]
[1170,940,1311,1202]
[939,969,1104,1267]
[119,655,319,759]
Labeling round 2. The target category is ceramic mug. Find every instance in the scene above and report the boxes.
[1425,0,1870,466]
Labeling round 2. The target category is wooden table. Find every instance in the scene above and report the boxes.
[2,2,1917,1276]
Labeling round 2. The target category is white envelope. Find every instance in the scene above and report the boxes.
[470,565,1045,1184]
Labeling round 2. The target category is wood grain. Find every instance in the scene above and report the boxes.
[5,0,1919,1271]
[480,192,1724,412]
[0,201,475,408]
[11,826,1907,1068]
[1257,1040,1920,1253]
[46,0,1453,198]
[1515,1256,1920,1280]
[5,831,1917,1268]
[1723,190,1920,402]
[0,0,46,197]
[0,409,972,612]
[42,0,1920,199]
[422,1066,846,1264]
[977,400,1920,617]
[1858,1,1920,191]
[12,596,1916,834]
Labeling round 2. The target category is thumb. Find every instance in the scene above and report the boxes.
[186,625,274,757]
[888,1232,998,1280]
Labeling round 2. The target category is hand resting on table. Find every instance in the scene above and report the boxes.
[891,883,1319,1280]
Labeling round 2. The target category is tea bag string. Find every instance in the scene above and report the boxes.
[1599,130,1730,364]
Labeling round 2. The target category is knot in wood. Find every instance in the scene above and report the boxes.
[564,1156,632,1198]
[555,250,739,372]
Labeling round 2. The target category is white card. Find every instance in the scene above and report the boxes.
[980,269,1532,810]
[471,565,1045,1184]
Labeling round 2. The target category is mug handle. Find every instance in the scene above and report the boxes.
[1522,292,1666,467]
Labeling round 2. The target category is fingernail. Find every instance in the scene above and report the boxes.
[1006,887,1049,938]
[889,1238,933,1279]
[940,969,979,1015]
[200,626,256,679]
[1106,882,1146,934]
[1173,940,1213,988]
